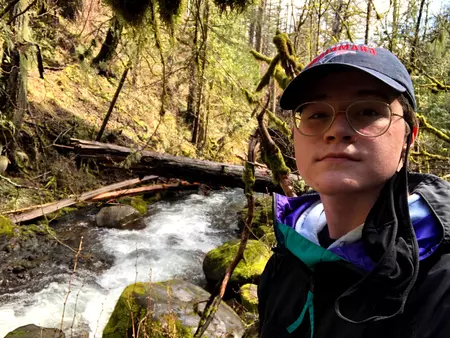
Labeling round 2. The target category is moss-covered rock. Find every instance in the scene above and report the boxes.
[5,324,65,338]
[254,225,273,239]
[95,205,145,230]
[0,215,14,237]
[240,284,258,313]
[260,232,276,247]
[203,239,271,285]
[130,196,147,215]
[118,195,148,215]
[103,279,245,338]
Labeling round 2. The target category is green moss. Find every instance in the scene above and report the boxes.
[256,55,280,92]
[118,195,148,215]
[103,283,193,338]
[266,109,291,139]
[47,206,79,220]
[204,239,272,283]
[260,232,276,247]
[249,50,272,64]
[243,162,256,197]
[131,196,147,215]
[254,225,272,238]
[240,284,258,313]
[262,146,290,185]
[103,282,150,338]
[0,215,14,237]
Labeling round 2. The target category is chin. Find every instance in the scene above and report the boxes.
[308,174,371,196]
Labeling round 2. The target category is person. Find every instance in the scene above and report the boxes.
[257,42,450,338]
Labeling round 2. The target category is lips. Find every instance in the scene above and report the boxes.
[318,153,359,161]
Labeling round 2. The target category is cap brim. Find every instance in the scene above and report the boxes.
[279,63,407,110]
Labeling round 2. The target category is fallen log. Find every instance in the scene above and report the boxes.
[71,139,301,193]
[89,181,199,201]
[7,175,158,223]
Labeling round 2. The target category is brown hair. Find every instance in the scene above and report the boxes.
[397,94,418,130]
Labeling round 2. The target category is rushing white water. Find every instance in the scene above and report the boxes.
[0,189,246,337]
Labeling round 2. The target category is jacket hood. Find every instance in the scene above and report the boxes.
[273,171,450,324]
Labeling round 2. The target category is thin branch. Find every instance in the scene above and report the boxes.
[0,0,20,21]
[417,114,450,143]
[7,0,37,25]
[0,174,40,189]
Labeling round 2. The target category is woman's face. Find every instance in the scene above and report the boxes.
[293,70,410,196]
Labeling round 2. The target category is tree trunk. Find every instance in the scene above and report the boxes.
[192,0,209,148]
[71,138,301,194]
[187,0,200,137]
[364,0,371,44]
[332,0,344,42]
[0,0,29,146]
[96,66,130,141]
[255,0,265,53]
[390,0,399,52]
[410,0,426,67]
[92,16,123,70]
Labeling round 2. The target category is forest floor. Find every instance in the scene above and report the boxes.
[1,13,254,215]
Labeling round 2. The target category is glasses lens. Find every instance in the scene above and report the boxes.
[347,101,391,136]
[294,102,334,136]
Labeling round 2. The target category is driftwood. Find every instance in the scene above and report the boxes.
[7,175,158,223]
[71,139,300,193]
[89,181,199,201]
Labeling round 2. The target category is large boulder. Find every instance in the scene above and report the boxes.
[103,279,245,338]
[5,324,65,338]
[96,205,145,230]
[240,284,258,313]
[203,239,271,285]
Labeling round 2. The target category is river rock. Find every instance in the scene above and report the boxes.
[0,210,114,295]
[103,279,245,338]
[240,284,258,312]
[5,324,65,338]
[95,205,145,230]
[203,239,272,285]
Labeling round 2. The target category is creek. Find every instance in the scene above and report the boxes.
[0,189,246,337]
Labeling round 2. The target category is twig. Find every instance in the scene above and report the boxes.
[0,174,40,190]
[60,236,84,333]
[417,114,450,143]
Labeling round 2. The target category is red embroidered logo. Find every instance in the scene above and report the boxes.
[306,43,376,69]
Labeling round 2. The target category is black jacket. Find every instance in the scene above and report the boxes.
[258,172,450,338]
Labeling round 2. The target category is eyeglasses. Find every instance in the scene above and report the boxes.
[293,100,405,137]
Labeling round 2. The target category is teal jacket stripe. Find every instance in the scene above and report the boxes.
[287,290,315,337]
[277,222,342,267]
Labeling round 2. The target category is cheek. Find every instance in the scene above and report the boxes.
[293,130,312,175]
[369,132,405,174]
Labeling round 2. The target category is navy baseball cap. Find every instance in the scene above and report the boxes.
[280,43,417,111]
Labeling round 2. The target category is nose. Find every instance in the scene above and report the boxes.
[322,112,357,143]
